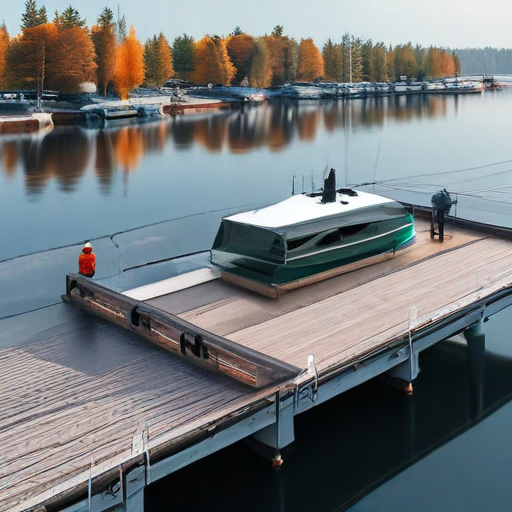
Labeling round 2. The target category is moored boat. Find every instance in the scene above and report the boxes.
[211,169,416,289]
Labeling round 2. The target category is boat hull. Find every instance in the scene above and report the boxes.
[212,215,415,286]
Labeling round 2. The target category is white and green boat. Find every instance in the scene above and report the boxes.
[211,170,415,289]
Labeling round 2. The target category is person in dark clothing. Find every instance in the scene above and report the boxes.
[431,189,456,242]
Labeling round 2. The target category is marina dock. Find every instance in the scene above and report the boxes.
[3,215,512,512]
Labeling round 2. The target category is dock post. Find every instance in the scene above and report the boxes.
[250,390,295,464]
[385,307,419,393]
[464,320,485,419]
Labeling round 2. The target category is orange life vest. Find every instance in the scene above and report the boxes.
[79,248,96,276]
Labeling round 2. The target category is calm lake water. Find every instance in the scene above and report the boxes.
[2,83,512,511]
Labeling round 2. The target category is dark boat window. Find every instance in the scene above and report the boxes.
[339,223,369,237]
[316,223,370,247]
[317,230,341,246]
[287,234,315,250]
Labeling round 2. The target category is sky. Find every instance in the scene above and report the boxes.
[2,0,511,50]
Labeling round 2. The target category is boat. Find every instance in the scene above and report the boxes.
[211,169,416,292]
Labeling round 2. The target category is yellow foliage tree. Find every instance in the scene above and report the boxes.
[297,38,324,81]
[190,36,235,85]
[114,25,144,99]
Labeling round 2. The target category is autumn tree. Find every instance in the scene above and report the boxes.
[144,33,173,87]
[7,23,58,101]
[190,35,235,85]
[386,45,395,82]
[323,39,341,81]
[0,23,9,88]
[46,25,97,93]
[264,26,286,86]
[249,37,271,88]
[297,38,323,81]
[393,43,418,80]
[440,50,455,77]
[91,7,117,96]
[54,5,86,29]
[226,34,255,85]
[113,25,144,99]
[21,0,48,30]
[172,33,195,80]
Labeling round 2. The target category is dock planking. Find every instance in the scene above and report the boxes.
[4,216,512,511]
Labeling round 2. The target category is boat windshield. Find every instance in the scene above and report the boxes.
[212,221,286,263]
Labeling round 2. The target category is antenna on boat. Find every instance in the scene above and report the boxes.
[292,174,296,195]
[302,175,305,193]
[311,171,315,192]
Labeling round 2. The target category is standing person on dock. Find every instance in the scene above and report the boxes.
[78,242,96,277]
[431,189,456,242]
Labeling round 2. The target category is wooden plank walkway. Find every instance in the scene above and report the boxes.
[0,309,272,512]
[152,220,512,374]
[4,217,512,511]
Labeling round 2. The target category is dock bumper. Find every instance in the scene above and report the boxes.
[64,273,300,389]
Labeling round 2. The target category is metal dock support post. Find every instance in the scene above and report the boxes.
[251,390,295,465]
[386,307,420,392]
[464,320,486,419]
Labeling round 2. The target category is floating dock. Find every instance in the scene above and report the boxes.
[3,214,512,512]
[0,112,53,134]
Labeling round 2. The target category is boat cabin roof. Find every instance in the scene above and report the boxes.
[225,191,396,232]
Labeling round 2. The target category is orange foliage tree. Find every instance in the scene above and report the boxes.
[46,26,97,93]
[91,7,117,96]
[297,38,324,81]
[113,25,144,99]
[264,33,285,86]
[6,23,58,93]
[440,50,455,77]
[263,26,298,86]
[226,34,255,85]
[0,23,9,88]
[190,36,235,85]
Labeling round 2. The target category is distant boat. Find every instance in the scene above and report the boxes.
[211,169,416,289]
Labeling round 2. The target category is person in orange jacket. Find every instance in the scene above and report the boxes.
[78,242,96,277]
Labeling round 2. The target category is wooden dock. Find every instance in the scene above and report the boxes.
[3,216,512,512]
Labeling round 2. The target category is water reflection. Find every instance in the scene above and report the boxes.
[0,96,454,191]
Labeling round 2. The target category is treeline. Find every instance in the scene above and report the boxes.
[454,47,512,75]
[0,1,462,99]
